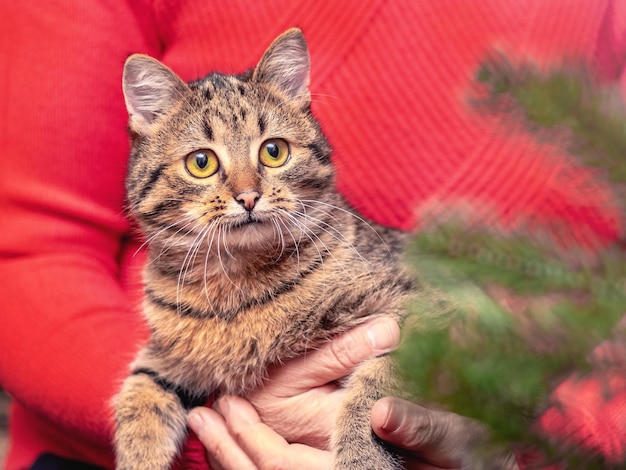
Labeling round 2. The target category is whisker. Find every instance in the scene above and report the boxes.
[275,209,333,288]
[176,223,211,315]
[216,225,243,292]
[202,220,219,310]
[300,199,392,256]
[269,216,286,263]
[291,206,370,269]
[134,213,199,258]
[222,223,237,260]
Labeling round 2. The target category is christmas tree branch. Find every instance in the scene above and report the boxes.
[397,58,626,467]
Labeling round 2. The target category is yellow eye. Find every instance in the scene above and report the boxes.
[185,150,219,178]
[259,138,290,168]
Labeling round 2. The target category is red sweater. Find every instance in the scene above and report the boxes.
[1,1,624,468]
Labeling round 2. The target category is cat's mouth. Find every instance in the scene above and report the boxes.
[224,213,265,230]
[231,219,262,229]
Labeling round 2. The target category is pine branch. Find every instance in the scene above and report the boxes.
[397,60,626,467]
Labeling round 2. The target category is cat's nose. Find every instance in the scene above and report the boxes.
[235,190,261,212]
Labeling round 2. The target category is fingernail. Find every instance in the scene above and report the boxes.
[379,401,401,432]
[367,319,400,352]
[217,396,249,423]
[187,409,205,434]
[215,396,230,417]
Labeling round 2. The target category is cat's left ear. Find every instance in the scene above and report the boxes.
[253,28,311,105]
[122,54,189,135]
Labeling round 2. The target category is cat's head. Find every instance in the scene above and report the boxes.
[122,29,334,253]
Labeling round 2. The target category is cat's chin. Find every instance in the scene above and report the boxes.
[219,218,283,251]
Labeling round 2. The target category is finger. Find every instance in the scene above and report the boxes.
[372,398,520,470]
[187,406,257,470]
[371,397,479,468]
[371,397,442,451]
[220,395,332,470]
[264,318,400,395]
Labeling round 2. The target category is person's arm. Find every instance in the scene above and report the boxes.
[0,1,160,466]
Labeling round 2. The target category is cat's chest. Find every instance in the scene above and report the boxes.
[142,234,397,394]
[146,273,360,394]
[178,239,365,307]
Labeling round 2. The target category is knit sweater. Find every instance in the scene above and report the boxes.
[0,1,624,468]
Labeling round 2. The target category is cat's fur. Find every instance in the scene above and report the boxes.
[114,28,414,470]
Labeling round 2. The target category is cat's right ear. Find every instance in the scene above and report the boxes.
[122,54,189,135]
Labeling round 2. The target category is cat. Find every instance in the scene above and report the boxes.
[113,28,414,470]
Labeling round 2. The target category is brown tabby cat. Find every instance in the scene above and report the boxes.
[114,28,414,470]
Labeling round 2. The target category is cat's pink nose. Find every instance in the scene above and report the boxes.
[235,190,261,212]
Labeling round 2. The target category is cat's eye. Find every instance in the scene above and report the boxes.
[259,138,290,168]
[185,150,219,178]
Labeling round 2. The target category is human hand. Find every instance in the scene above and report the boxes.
[371,397,519,470]
[187,317,400,469]
[247,317,400,447]
[188,394,331,470]
[188,395,519,470]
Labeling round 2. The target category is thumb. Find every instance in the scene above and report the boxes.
[371,397,455,453]
[371,397,493,469]
[264,318,400,394]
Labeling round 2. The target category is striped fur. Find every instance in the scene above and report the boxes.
[114,29,413,470]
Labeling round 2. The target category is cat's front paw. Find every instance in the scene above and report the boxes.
[332,355,403,470]
[114,373,188,470]
[332,436,403,470]
[115,427,182,470]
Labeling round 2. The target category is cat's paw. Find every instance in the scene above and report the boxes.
[332,446,403,470]
[114,373,188,470]
[115,411,186,470]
